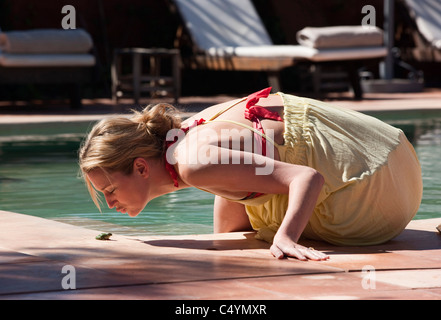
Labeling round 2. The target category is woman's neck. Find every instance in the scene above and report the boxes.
[149,158,190,198]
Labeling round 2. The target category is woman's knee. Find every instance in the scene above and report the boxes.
[213,196,252,233]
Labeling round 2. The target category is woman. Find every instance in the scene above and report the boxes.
[79,88,422,261]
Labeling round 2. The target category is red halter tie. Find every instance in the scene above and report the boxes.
[243,87,283,156]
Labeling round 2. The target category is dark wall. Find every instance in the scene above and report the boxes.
[0,0,438,97]
[0,0,178,66]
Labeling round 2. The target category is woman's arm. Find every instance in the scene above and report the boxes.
[177,146,329,260]
[270,170,328,260]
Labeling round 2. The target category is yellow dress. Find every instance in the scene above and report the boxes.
[215,93,423,246]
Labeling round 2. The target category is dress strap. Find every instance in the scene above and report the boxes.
[207,97,247,121]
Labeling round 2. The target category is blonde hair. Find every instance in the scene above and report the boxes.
[78,103,182,209]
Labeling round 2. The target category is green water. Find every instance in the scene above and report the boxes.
[0,124,214,235]
[0,115,440,236]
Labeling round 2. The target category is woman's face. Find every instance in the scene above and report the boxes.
[87,162,150,217]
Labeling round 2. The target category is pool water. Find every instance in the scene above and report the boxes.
[1,114,440,236]
[0,133,214,236]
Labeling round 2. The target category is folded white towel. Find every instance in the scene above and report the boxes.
[0,29,93,54]
[296,26,383,49]
[207,45,387,62]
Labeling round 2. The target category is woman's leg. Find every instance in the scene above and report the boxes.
[213,196,253,233]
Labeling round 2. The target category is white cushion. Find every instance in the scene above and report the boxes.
[296,26,384,49]
[0,29,93,54]
[0,53,96,67]
[174,0,272,49]
[405,0,441,50]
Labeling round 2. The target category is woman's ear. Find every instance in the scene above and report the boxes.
[133,157,150,178]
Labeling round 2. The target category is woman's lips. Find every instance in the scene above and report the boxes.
[116,207,127,214]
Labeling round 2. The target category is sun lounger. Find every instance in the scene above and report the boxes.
[172,0,387,98]
[0,29,96,108]
[401,0,441,62]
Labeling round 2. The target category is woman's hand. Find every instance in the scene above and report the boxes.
[270,233,329,261]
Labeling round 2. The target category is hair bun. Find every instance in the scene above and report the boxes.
[133,103,181,139]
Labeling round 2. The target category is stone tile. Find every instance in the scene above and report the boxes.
[77,253,342,288]
[0,247,48,264]
[7,270,440,300]
[1,211,440,300]
[0,259,135,295]
[370,269,441,289]
[223,272,400,300]
[303,218,441,272]
[420,288,441,298]
[1,261,78,295]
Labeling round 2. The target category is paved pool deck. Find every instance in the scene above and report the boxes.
[1,89,441,301]
[1,89,441,124]
[0,211,440,300]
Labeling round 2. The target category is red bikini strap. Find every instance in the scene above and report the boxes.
[244,87,283,122]
[245,87,272,109]
[243,87,282,156]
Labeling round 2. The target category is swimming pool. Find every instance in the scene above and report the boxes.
[1,112,440,236]
[0,120,215,235]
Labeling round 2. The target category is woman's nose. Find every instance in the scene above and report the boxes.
[105,194,117,209]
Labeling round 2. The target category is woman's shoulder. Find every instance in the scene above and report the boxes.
[182,94,284,126]
[181,98,243,126]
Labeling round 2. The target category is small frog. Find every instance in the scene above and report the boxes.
[437,224,441,234]
[95,232,112,240]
